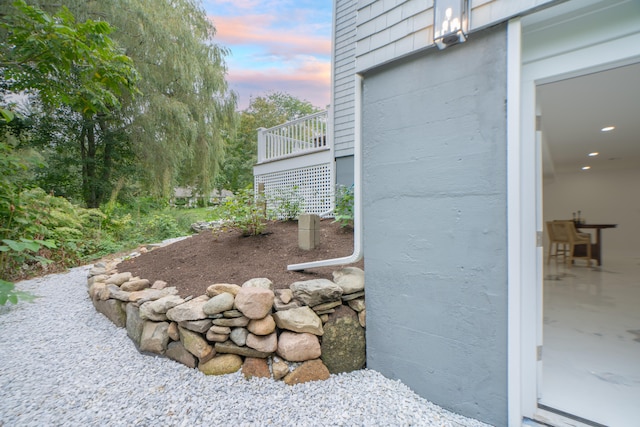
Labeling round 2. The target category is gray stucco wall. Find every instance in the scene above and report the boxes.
[362,25,508,426]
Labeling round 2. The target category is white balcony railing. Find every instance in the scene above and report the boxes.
[257,110,328,164]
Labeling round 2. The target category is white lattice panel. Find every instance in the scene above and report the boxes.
[255,163,333,218]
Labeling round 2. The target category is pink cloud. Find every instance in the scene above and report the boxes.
[229,61,331,109]
[231,65,330,87]
[210,15,331,57]
[207,0,262,10]
[205,7,332,110]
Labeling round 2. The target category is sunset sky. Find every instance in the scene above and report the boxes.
[202,0,333,110]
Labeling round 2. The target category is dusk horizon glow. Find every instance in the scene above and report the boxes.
[203,0,332,111]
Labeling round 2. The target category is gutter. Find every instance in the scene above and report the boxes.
[288,74,364,271]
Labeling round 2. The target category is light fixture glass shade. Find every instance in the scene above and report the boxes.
[433,0,469,49]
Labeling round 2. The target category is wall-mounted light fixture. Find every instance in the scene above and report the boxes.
[433,0,469,50]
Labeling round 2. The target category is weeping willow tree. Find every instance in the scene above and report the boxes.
[100,0,237,199]
[2,0,236,206]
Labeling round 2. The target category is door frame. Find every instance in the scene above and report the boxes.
[507,4,640,424]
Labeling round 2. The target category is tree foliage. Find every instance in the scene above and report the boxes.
[0,0,238,303]
[217,92,321,192]
[0,0,138,116]
[1,0,237,207]
[1,0,140,207]
[0,1,138,302]
[92,0,237,199]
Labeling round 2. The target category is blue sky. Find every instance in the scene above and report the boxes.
[202,0,333,110]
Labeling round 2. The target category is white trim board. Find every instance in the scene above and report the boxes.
[506,17,523,427]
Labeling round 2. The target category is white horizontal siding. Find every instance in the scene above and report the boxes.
[334,111,355,125]
[334,89,353,104]
[335,52,355,65]
[332,0,357,158]
[355,0,560,72]
[334,87,354,103]
[334,100,356,115]
[334,76,354,91]
[335,141,355,157]
[336,16,356,33]
[336,39,356,52]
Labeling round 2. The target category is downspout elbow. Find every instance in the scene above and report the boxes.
[288,74,364,271]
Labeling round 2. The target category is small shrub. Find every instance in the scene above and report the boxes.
[19,188,92,266]
[334,185,354,228]
[0,237,57,284]
[141,213,181,240]
[80,236,122,260]
[219,189,267,236]
[173,198,188,207]
[1,186,94,280]
[268,186,304,221]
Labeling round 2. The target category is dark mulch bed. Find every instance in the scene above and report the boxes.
[116,220,364,298]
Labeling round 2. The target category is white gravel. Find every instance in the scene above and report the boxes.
[0,266,491,427]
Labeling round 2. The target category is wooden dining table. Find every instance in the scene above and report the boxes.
[574,223,617,266]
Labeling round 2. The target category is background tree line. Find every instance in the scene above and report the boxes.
[1,0,320,203]
[2,0,237,208]
[0,0,322,299]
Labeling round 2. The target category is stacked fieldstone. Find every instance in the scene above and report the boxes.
[87,263,366,385]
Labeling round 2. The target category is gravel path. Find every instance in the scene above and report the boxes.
[0,266,490,427]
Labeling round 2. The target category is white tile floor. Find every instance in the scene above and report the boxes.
[541,256,640,427]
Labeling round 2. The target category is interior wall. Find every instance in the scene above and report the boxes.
[543,167,640,259]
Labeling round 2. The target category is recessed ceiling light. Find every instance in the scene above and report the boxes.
[582,166,591,170]
[588,152,599,157]
[601,126,615,132]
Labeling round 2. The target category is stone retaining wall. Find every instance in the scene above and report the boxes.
[87,263,366,384]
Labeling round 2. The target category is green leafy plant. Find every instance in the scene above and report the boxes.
[173,198,188,207]
[168,206,222,232]
[219,189,267,236]
[19,188,92,264]
[0,141,48,303]
[0,278,34,305]
[141,213,181,240]
[0,237,56,265]
[268,186,304,221]
[1,148,101,283]
[334,185,354,228]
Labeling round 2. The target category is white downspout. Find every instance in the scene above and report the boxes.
[288,74,363,271]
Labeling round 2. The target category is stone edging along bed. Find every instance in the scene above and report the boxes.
[87,260,366,385]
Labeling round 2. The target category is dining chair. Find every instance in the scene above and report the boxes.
[546,221,568,265]
[549,220,592,267]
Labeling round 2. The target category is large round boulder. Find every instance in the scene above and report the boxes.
[320,305,366,374]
